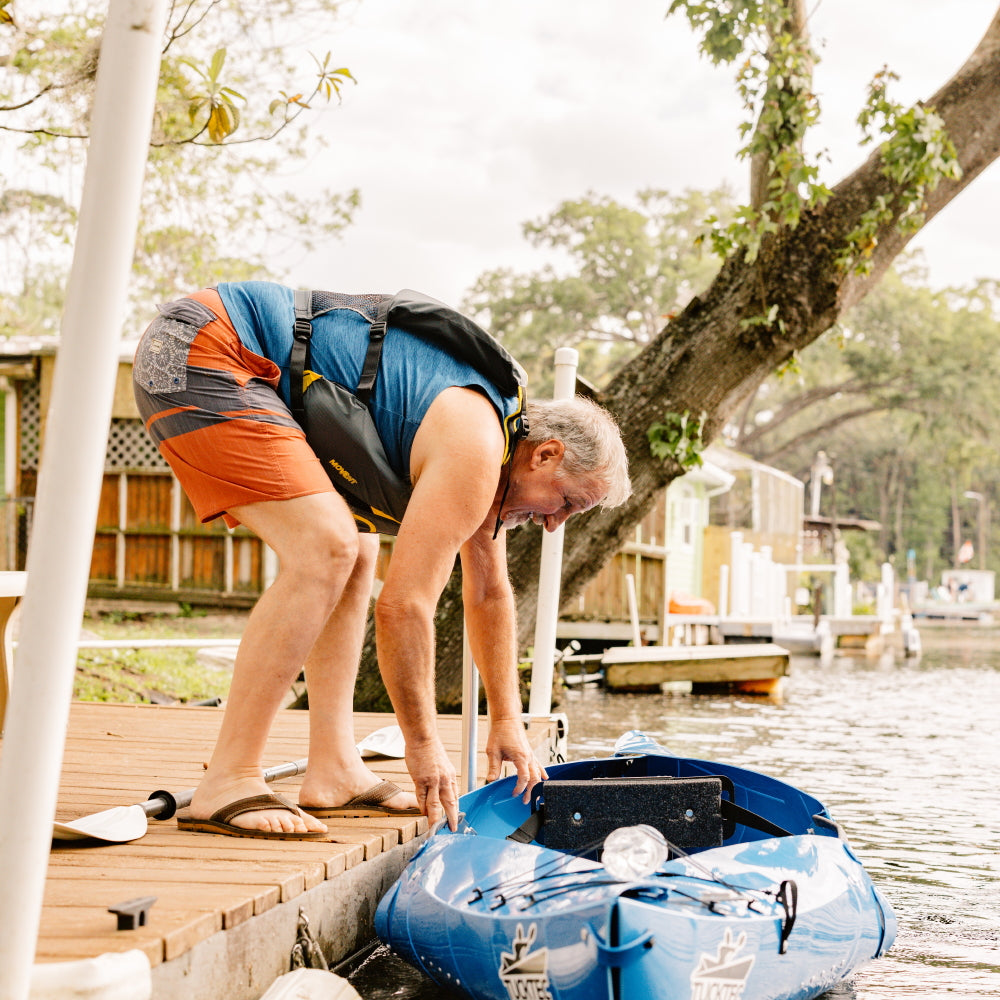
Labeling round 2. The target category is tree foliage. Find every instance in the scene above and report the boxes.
[355,1,1000,712]
[463,188,733,393]
[733,271,1000,577]
[0,0,359,335]
[735,272,1000,463]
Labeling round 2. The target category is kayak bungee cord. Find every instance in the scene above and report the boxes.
[467,825,798,950]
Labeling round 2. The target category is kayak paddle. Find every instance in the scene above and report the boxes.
[52,757,309,844]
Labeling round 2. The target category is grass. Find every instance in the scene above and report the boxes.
[72,605,248,705]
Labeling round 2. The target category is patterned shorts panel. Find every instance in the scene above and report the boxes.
[132,289,333,527]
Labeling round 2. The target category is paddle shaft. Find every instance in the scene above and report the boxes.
[143,757,309,820]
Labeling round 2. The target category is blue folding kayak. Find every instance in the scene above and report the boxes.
[375,732,896,1000]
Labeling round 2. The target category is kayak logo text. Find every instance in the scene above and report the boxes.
[498,923,553,1000]
[690,929,756,1000]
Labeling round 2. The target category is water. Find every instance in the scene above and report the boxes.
[349,626,1000,998]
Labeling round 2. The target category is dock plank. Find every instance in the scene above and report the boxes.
[34,906,219,965]
[42,876,281,923]
[4,701,558,975]
[317,826,389,860]
[47,853,326,894]
[118,832,357,877]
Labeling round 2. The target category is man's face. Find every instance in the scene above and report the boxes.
[499,441,605,533]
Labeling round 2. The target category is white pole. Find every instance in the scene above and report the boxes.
[527,347,578,717]
[741,542,755,616]
[625,573,642,647]
[880,562,895,622]
[460,622,479,793]
[0,3,167,997]
[749,550,765,617]
[729,532,747,617]
[834,563,851,618]
[717,564,729,619]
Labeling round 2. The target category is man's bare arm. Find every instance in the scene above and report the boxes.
[374,389,507,828]
[460,528,547,797]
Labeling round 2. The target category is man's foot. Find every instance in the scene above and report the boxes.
[190,774,328,835]
[178,793,329,840]
[300,779,422,818]
[299,768,420,817]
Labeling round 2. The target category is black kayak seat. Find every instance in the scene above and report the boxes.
[507,775,791,853]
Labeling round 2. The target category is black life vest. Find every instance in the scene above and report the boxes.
[289,288,528,535]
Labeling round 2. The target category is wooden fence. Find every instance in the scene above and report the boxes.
[5,358,677,628]
[567,491,669,627]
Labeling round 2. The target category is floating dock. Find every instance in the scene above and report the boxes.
[716,615,900,655]
[717,618,834,656]
[11,701,561,1000]
[601,642,790,694]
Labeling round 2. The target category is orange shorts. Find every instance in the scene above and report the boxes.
[132,288,333,527]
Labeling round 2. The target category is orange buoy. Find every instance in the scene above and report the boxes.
[668,591,716,615]
[733,677,784,696]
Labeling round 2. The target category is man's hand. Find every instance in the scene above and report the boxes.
[406,736,461,831]
[485,718,548,801]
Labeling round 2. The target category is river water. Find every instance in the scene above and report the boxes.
[349,625,1000,998]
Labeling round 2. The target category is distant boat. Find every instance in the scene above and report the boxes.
[376,732,895,1000]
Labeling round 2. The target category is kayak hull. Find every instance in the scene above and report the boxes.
[376,735,895,1000]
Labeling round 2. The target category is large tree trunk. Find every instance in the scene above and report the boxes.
[355,9,1000,713]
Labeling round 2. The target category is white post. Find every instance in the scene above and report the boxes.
[461,622,479,793]
[717,564,729,619]
[625,573,642,647]
[741,541,755,616]
[834,563,852,618]
[0,3,167,997]
[527,347,578,717]
[760,545,774,617]
[729,532,747,617]
[776,563,788,621]
[880,562,895,622]
[748,550,762,617]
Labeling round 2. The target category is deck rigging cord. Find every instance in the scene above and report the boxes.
[468,834,798,952]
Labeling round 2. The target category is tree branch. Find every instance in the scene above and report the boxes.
[737,375,896,450]
[836,8,1000,310]
[0,83,55,112]
[749,0,812,210]
[752,402,916,465]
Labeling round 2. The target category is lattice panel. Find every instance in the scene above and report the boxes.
[19,380,40,471]
[106,418,169,472]
[18,389,165,473]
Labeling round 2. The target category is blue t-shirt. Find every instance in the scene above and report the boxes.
[217,281,519,478]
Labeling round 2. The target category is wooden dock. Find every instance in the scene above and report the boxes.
[601,643,790,694]
[6,701,560,999]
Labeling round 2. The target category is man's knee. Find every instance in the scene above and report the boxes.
[354,534,380,574]
[315,522,362,579]
[281,519,361,596]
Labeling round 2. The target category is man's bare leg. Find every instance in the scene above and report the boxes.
[298,534,418,812]
[189,491,359,834]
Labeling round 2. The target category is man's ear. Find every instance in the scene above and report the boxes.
[530,439,565,469]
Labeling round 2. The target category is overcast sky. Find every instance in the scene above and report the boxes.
[282,0,999,307]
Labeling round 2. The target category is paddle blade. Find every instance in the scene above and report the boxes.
[53,804,149,843]
[355,724,406,759]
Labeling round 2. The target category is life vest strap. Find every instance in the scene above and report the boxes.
[290,288,314,424]
[356,295,392,405]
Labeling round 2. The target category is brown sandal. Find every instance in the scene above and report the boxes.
[177,792,328,840]
[300,780,422,819]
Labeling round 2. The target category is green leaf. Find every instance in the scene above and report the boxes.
[208,48,227,81]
